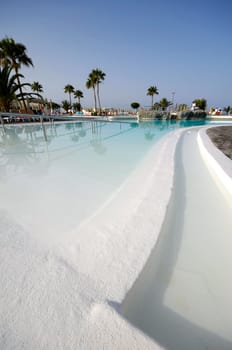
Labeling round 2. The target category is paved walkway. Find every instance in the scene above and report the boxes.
[207,126,232,160]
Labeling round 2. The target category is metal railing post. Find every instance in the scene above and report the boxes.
[40,116,47,142]
[0,114,6,134]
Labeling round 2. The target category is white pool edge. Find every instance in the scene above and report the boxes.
[197,127,232,196]
[87,125,232,349]
[97,125,232,349]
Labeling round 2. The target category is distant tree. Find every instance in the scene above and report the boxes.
[31,81,43,93]
[147,86,159,109]
[153,102,160,110]
[61,99,71,113]
[51,101,60,110]
[86,76,97,111]
[31,81,43,110]
[86,68,106,113]
[45,100,60,112]
[131,102,140,111]
[0,37,34,112]
[178,103,188,111]
[74,89,83,104]
[192,98,207,111]
[159,98,172,111]
[224,105,231,114]
[64,84,74,106]
[73,102,82,112]
[93,68,106,113]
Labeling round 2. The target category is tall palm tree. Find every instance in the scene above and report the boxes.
[86,76,97,112]
[64,84,74,107]
[147,86,159,109]
[92,68,106,113]
[74,89,83,104]
[0,37,34,112]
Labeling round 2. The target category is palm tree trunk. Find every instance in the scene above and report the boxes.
[151,95,154,109]
[15,66,27,112]
[69,93,72,107]
[93,86,97,112]
[97,83,101,114]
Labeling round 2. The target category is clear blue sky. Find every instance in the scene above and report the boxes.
[2,0,232,109]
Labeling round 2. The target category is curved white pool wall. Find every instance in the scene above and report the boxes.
[120,126,232,350]
[198,127,232,195]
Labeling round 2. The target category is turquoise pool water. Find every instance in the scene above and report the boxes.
[0,119,207,244]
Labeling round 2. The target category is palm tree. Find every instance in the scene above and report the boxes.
[0,37,34,112]
[74,89,83,104]
[31,81,44,111]
[153,102,160,110]
[92,68,106,113]
[192,98,207,111]
[147,86,159,109]
[0,65,29,111]
[86,69,106,113]
[31,81,43,94]
[64,84,74,107]
[159,97,172,111]
[178,104,188,112]
[73,102,81,112]
[86,76,97,112]
[61,100,71,113]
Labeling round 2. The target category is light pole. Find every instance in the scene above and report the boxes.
[171,92,176,111]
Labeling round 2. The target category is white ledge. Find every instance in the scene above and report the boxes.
[197,127,232,196]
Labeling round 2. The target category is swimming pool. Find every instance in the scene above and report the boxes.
[1,118,231,349]
[0,119,207,245]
